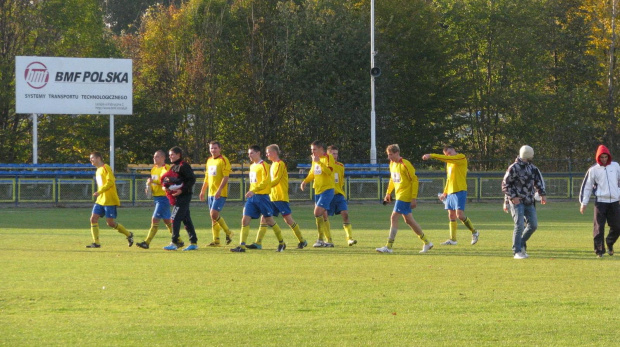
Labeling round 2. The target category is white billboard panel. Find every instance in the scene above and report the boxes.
[15,56,132,115]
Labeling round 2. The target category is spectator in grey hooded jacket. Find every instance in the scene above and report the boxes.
[579,145,620,258]
[502,145,547,259]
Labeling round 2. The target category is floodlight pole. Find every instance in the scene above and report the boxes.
[370,0,377,164]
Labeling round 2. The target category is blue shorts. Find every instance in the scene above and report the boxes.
[207,196,227,212]
[314,189,335,210]
[444,190,467,211]
[393,200,412,215]
[271,201,292,217]
[92,204,117,219]
[328,193,348,216]
[243,194,274,219]
[153,196,171,219]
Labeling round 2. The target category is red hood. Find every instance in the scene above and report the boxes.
[596,145,612,166]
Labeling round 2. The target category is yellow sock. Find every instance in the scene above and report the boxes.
[315,217,325,240]
[240,225,250,245]
[271,223,284,243]
[387,239,394,249]
[462,217,476,232]
[212,222,221,243]
[343,223,353,240]
[145,222,159,244]
[217,216,231,236]
[324,220,332,243]
[256,224,268,244]
[90,224,100,244]
[114,223,130,237]
[418,232,430,245]
[449,220,457,241]
[290,223,304,243]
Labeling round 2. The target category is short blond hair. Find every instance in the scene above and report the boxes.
[266,144,280,154]
[386,144,400,153]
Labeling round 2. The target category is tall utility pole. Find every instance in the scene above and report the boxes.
[370,0,377,164]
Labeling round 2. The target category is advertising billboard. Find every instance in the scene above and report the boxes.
[15,56,132,115]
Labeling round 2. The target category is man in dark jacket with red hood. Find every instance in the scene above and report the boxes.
[579,145,620,257]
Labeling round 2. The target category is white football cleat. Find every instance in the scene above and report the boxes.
[441,239,457,245]
[375,246,393,253]
[471,231,479,245]
[420,242,434,253]
[313,240,325,248]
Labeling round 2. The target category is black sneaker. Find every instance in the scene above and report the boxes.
[127,232,134,247]
[225,232,234,245]
[86,243,101,248]
[297,240,308,249]
[246,243,262,249]
[276,243,287,252]
[230,246,246,253]
[136,241,149,249]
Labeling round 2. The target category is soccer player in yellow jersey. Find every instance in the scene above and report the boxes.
[376,145,433,254]
[422,145,479,245]
[136,150,183,249]
[230,145,286,252]
[247,144,307,249]
[199,141,234,246]
[86,152,133,248]
[301,140,336,247]
[326,145,357,246]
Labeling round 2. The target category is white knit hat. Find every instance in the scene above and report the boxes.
[519,145,534,160]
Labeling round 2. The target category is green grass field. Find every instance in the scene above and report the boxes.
[1,201,619,346]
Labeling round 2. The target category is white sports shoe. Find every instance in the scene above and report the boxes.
[514,252,527,259]
[348,239,357,246]
[471,231,479,245]
[376,246,393,253]
[420,242,434,253]
[313,240,325,248]
[441,239,458,245]
[323,242,334,248]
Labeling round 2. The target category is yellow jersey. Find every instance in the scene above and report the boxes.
[149,164,170,197]
[249,160,271,195]
[302,154,335,195]
[205,155,231,197]
[430,153,468,194]
[387,158,418,202]
[270,160,289,202]
[333,161,346,197]
[95,164,120,206]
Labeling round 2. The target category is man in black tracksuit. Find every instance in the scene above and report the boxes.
[164,146,198,251]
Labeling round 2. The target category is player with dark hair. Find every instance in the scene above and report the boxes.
[163,146,199,251]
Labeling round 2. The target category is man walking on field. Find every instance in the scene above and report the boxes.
[422,145,479,245]
[579,145,620,258]
[86,151,133,248]
[377,144,433,254]
[199,141,234,247]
